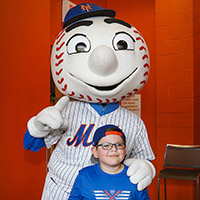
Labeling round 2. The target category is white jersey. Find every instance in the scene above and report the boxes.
[42,101,155,200]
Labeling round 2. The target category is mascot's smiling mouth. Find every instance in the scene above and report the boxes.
[69,67,138,91]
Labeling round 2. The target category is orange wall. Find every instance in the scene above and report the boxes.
[194,0,200,143]
[156,0,196,199]
[0,0,50,199]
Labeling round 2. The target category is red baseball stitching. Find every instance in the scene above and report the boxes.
[56,29,65,40]
[136,37,144,43]
[121,96,126,100]
[56,33,66,45]
[139,46,147,51]
[62,84,67,91]
[56,68,63,76]
[57,78,64,84]
[133,30,142,36]
[56,52,64,59]
[142,55,148,60]
[140,80,146,85]
[68,91,75,96]
[55,59,63,67]
[79,94,84,99]
[56,42,65,51]
[96,98,102,103]
[87,95,92,101]
[127,92,133,97]
[143,63,149,68]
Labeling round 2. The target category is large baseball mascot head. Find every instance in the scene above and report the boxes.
[51,3,149,103]
[24,3,155,199]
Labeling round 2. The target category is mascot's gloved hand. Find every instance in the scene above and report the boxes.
[27,96,69,138]
[124,158,156,191]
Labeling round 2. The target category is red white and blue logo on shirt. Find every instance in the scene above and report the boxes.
[93,190,131,199]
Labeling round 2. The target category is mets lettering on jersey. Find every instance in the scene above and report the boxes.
[67,124,94,147]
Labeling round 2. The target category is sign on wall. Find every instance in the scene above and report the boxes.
[120,94,141,117]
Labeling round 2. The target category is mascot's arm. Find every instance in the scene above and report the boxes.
[27,96,69,138]
[23,96,69,152]
[23,129,46,152]
[124,158,156,191]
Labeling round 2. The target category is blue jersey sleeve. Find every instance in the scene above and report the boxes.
[23,129,46,152]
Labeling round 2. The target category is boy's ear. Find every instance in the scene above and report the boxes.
[91,147,98,158]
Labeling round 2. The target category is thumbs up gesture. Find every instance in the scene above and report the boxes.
[27,96,69,138]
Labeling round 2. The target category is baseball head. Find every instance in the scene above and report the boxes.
[51,3,150,103]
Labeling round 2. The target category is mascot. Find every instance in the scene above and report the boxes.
[24,3,155,200]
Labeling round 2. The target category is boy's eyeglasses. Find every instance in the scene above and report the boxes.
[96,143,126,150]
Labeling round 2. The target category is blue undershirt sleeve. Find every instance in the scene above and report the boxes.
[23,129,46,152]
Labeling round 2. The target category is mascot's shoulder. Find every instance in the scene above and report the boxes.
[68,99,85,105]
[66,99,90,111]
[118,105,145,125]
[119,104,140,117]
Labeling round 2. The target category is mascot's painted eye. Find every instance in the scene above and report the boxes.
[113,32,135,51]
[76,42,87,52]
[67,34,91,54]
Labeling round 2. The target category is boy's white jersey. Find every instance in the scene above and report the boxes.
[42,101,155,200]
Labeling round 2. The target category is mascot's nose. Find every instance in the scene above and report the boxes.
[88,45,118,76]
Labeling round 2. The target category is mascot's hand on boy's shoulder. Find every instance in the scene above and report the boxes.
[27,96,69,138]
[124,158,156,191]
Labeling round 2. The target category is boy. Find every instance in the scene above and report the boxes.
[68,124,150,200]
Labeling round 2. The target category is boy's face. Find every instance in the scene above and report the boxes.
[91,134,126,169]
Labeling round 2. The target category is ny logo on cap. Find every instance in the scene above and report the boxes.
[80,4,92,12]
